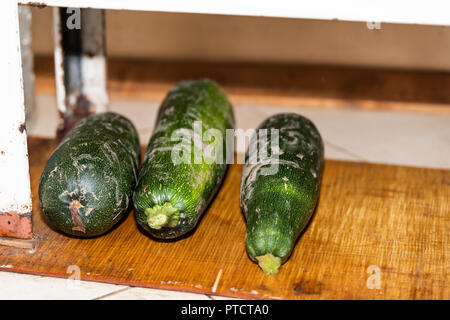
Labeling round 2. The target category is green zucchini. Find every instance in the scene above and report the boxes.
[240,113,324,274]
[39,112,140,237]
[133,79,234,239]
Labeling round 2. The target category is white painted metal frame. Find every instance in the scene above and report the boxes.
[53,7,107,138]
[0,1,32,239]
[19,0,450,26]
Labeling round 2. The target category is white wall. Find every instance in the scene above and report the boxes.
[31,7,450,71]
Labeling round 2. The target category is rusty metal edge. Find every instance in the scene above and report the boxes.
[0,211,33,239]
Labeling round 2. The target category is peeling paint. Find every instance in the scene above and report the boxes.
[18,123,26,133]
[20,2,47,9]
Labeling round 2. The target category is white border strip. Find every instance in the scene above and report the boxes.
[19,0,450,26]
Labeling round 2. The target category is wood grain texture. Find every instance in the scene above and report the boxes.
[0,137,448,299]
[34,56,450,114]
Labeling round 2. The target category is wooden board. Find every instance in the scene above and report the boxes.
[0,137,448,299]
[34,56,450,114]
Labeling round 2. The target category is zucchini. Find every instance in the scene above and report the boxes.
[39,112,140,237]
[240,113,324,274]
[133,79,234,239]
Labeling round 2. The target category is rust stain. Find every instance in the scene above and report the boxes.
[86,51,96,58]
[0,211,33,239]
[74,94,93,114]
[57,94,94,141]
[20,2,47,9]
[69,200,85,233]
[18,123,26,134]
[293,280,323,295]
[258,283,270,291]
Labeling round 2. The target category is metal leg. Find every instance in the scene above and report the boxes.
[0,2,33,239]
[53,7,108,139]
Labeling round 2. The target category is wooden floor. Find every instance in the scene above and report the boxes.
[0,137,448,300]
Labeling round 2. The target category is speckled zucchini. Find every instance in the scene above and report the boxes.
[133,79,234,239]
[240,113,324,275]
[39,112,140,237]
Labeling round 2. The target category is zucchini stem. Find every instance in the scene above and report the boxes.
[145,203,180,230]
[256,253,282,275]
